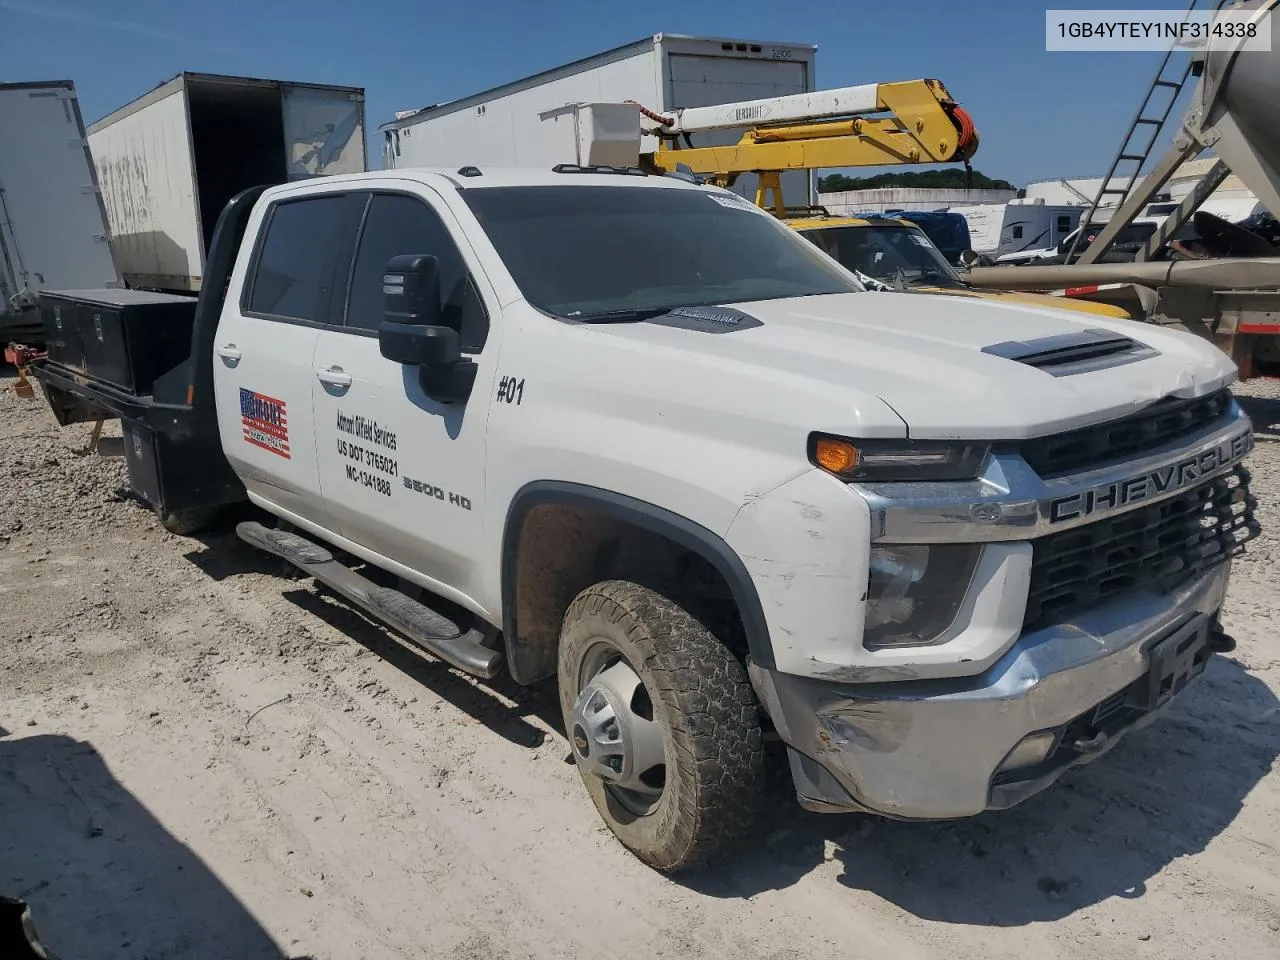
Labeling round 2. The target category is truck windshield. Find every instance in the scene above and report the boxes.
[460,184,862,320]
[799,224,965,288]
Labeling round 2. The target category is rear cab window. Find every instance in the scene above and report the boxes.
[244,194,352,323]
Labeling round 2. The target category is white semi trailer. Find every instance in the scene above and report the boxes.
[381,33,818,205]
[87,72,368,294]
[0,80,120,342]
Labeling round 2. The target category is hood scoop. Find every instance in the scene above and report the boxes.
[981,327,1157,377]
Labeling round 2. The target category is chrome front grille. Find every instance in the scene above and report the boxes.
[1019,388,1233,479]
[1024,465,1259,632]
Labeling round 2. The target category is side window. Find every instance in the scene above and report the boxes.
[246,196,348,322]
[1056,215,1072,234]
[1011,224,1024,240]
[345,193,489,350]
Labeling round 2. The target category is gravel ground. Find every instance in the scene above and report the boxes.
[1,371,1278,960]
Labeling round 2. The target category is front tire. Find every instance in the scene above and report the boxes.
[558,579,764,872]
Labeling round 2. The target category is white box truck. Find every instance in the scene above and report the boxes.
[381,33,817,204]
[0,80,120,341]
[87,72,368,294]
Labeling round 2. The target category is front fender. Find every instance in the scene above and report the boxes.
[498,481,776,684]
[724,468,873,677]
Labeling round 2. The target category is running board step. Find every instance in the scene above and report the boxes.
[235,521,503,679]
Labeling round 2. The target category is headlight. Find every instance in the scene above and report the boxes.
[863,544,981,649]
[808,434,989,482]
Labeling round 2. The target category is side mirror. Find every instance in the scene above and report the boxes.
[958,248,979,268]
[379,321,462,366]
[377,254,476,403]
[383,253,442,327]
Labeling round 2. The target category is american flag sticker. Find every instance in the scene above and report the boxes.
[240,387,291,459]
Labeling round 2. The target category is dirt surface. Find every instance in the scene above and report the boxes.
[2,371,1279,960]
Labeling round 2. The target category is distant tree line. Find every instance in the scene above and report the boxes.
[817,169,1018,193]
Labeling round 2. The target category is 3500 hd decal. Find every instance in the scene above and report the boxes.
[403,475,472,511]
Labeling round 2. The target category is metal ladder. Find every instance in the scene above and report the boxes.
[1064,0,1223,260]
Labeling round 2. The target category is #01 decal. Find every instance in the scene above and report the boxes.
[240,387,291,459]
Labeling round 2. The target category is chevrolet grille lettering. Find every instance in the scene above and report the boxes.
[1048,430,1252,524]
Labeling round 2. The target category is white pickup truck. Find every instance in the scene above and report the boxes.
[32,164,1260,872]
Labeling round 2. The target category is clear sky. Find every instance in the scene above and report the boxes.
[1,0,1195,187]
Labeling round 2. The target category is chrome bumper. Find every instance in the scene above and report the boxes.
[750,562,1233,820]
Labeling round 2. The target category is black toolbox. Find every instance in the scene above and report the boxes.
[33,287,247,533]
[39,288,198,395]
[28,186,267,535]
[41,296,88,373]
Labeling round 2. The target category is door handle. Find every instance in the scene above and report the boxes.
[216,343,242,361]
[316,366,352,388]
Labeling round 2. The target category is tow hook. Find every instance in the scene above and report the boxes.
[1207,626,1237,654]
[1071,731,1108,754]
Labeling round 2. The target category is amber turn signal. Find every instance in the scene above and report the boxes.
[813,437,859,475]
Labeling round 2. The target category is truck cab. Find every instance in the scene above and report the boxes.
[34,163,1260,874]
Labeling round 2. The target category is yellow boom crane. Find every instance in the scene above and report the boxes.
[631,78,980,215]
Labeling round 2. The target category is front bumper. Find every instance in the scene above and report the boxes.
[750,561,1233,820]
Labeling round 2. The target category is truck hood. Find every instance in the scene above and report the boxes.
[618,291,1238,440]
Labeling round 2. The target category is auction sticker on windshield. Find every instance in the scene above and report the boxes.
[707,193,762,212]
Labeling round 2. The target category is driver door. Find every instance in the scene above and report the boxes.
[311,187,501,604]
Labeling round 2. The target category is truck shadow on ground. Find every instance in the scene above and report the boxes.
[0,733,311,959]
[1237,393,1280,442]
[688,653,1279,926]
[282,584,565,750]
[181,527,564,752]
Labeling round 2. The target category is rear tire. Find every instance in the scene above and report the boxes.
[558,579,764,872]
[158,506,219,536]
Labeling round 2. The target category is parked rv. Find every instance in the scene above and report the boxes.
[995,217,1166,266]
[991,212,1273,267]
[954,199,1084,260]
[1144,196,1264,222]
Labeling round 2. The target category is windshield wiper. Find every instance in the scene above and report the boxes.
[853,269,893,292]
[905,270,962,288]
[568,307,675,323]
